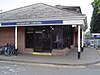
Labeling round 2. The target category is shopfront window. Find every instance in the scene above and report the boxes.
[25,27,34,48]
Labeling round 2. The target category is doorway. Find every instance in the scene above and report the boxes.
[34,27,51,52]
[34,31,43,52]
[25,27,34,48]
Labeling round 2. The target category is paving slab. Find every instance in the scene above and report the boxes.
[0,48,100,66]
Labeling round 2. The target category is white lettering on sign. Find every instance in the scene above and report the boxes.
[35,31,42,33]
[17,22,30,25]
[31,22,42,24]
[17,21,42,25]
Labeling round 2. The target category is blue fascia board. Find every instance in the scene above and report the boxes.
[1,20,63,26]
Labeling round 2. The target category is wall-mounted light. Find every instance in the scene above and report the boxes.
[72,25,77,27]
[50,26,54,30]
[43,29,45,32]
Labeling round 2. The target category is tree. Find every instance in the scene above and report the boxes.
[90,0,100,33]
[85,31,92,38]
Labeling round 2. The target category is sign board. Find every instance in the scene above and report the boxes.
[92,33,100,38]
[92,35,100,38]
[1,20,63,26]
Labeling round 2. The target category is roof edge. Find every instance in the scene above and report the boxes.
[0,16,86,22]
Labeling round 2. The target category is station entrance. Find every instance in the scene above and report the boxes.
[25,26,73,53]
[25,26,52,52]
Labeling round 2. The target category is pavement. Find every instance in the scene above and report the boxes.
[0,48,100,66]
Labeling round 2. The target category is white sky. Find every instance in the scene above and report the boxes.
[0,0,93,32]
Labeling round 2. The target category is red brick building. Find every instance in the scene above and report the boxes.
[0,3,87,57]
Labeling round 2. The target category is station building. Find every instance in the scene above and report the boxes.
[0,3,87,57]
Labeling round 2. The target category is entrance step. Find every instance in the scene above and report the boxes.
[32,52,51,56]
[52,47,73,56]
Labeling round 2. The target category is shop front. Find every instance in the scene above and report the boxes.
[0,23,75,55]
[26,26,52,52]
[25,25,74,54]
[0,3,87,58]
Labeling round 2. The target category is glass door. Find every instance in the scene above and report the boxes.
[25,27,34,48]
[34,31,43,52]
[42,30,51,52]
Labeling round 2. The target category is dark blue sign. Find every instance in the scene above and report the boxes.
[92,35,100,38]
[1,20,63,26]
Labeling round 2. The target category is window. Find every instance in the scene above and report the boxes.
[25,27,34,48]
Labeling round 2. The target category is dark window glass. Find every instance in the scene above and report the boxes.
[25,27,34,48]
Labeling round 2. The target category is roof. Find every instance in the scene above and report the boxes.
[55,5,82,13]
[0,3,84,21]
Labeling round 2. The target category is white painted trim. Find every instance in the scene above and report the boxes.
[0,18,86,31]
[15,26,18,49]
[78,25,81,52]
[82,29,84,47]
[92,33,100,35]
[0,21,84,27]
[63,20,84,25]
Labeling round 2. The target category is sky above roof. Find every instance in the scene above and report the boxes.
[0,0,93,32]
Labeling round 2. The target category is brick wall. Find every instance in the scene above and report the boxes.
[0,27,77,55]
[0,27,30,54]
[0,27,15,45]
[17,27,25,53]
[52,47,74,56]
[17,27,33,54]
[73,31,78,47]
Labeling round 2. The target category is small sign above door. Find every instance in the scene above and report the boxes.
[35,31,42,33]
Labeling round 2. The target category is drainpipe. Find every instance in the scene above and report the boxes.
[78,25,81,59]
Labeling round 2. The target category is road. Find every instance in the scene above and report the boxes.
[0,61,100,75]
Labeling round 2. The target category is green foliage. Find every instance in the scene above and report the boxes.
[90,0,100,33]
[93,0,100,13]
[84,32,92,38]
